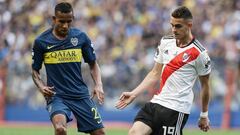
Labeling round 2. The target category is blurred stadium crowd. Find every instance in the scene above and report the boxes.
[0,0,240,113]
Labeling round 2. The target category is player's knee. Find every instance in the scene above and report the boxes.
[55,124,67,135]
[128,128,138,135]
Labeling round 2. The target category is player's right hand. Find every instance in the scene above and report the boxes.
[198,117,210,132]
[39,86,55,97]
[115,92,136,109]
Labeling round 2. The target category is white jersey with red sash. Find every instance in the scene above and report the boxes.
[151,35,211,114]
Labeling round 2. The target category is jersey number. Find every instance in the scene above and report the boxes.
[162,126,175,135]
[91,107,102,124]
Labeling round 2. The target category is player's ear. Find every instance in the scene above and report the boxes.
[52,16,56,21]
[187,22,192,28]
[186,19,193,28]
[52,16,56,23]
[51,16,57,27]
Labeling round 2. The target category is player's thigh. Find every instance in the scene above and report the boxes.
[133,102,157,128]
[129,121,152,135]
[152,104,189,135]
[46,96,72,123]
[65,98,104,133]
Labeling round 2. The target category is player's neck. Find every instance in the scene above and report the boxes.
[176,34,193,48]
[52,30,67,40]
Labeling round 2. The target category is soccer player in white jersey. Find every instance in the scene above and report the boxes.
[116,6,211,135]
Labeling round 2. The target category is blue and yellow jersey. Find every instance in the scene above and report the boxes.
[32,27,96,99]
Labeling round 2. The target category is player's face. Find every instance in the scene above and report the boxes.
[52,11,73,38]
[170,17,191,40]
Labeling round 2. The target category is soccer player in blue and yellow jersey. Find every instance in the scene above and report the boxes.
[32,2,105,135]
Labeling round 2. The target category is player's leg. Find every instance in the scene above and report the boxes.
[65,98,105,134]
[129,121,152,135]
[52,114,67,135]
[46,96,73,135]
[150,103,189,135]
[129,102,155,135]
[89,128,105,135]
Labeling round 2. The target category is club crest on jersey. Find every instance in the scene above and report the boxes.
[71,37,78,46]
[182,53,190,62]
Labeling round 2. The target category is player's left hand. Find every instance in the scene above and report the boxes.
[91,85,104,105]
[198,117,210,132]
[115,91,136,109]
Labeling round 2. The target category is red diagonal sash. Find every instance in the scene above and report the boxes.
[157,47,200,94]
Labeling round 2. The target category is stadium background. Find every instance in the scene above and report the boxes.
[0,0,240,134]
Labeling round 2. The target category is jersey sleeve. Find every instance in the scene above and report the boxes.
[82,33,96,63]
[32,39,44,71]
[154,38,164,63]
[195,51,211,76]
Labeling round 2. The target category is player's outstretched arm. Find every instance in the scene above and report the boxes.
[198,74,210,132]
[115,63,163,109]
[89,61,104,105]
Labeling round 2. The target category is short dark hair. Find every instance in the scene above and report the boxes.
[55,2,73,14]
[171,6,193,20]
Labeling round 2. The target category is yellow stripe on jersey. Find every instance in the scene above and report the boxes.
[44,49,82,64]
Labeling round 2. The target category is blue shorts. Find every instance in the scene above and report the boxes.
[46,96,104,133]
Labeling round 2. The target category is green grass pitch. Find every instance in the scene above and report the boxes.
[0,126,239,135]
